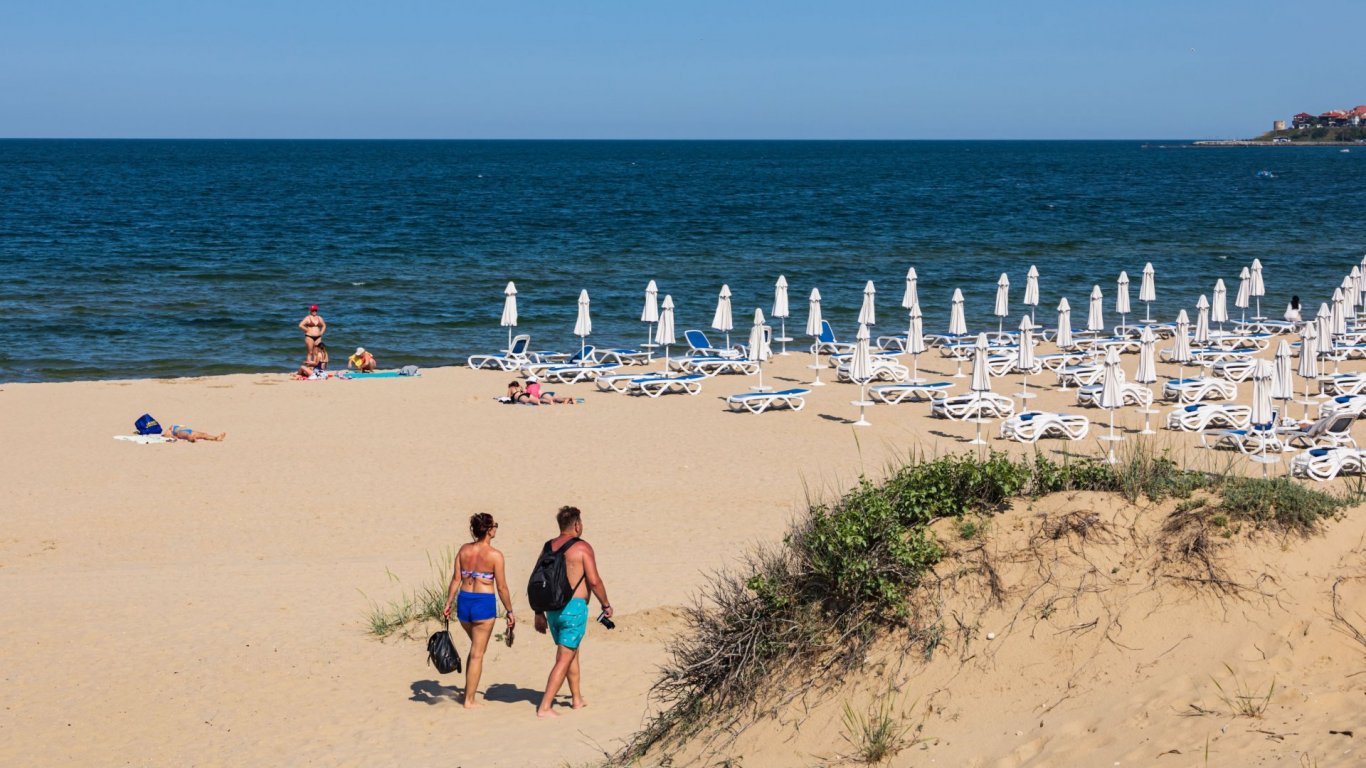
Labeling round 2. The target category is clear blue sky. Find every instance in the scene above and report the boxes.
[3,1,1362,139]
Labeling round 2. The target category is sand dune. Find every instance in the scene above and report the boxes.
[1,344,1360,766]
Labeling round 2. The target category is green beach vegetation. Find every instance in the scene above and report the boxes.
[608,448,1359,765]
[1252,125,1366,143]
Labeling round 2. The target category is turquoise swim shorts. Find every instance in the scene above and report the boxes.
[546,597,589,649]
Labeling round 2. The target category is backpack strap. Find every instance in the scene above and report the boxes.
[555,537,587,595]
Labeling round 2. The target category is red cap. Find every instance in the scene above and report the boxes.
[309,304,319,311]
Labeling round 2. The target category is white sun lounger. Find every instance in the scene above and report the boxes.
[1322,373,1366,396]
[1209,357,1259,382]
[631,373,705,397]
[1075,381,1153,408]
[1162,377,1238,403]
[468,334,533,371]
[999,411,1090,442]
[834,358,910,383]
[1209,425,1286,454]
[870,381,954,404]
[1036,351,1091,372]
[594,347,653,365]
[1056,363,1105,387]
[673,356,761,377]
[726,387,810,413]
[542,363,620,384]
[1165,402,1251,432]
[1280,413,1357,449]
[930,392,1016,421]
[595,372,656,393]
[1319,394,1366,420]
[1290,447,1366,481]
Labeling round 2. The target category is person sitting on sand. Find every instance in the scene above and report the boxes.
[348,347,376,372]
[168,423,226,442]
[1285,295,1302,324]
[442,513,516,709]
[308,341,330,371]
[526,375,576,405]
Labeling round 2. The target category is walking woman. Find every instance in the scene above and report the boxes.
[441,513,516,709]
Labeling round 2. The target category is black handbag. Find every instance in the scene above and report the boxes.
[427,620,461,674]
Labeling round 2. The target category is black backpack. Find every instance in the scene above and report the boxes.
[527,537,584,612]
[427,620,461,674]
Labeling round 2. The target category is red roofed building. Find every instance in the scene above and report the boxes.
[1320,110,1350,126]
[1292,112,1315,128]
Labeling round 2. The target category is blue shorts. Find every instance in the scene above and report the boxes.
[545,597,589,649]
[456,591,497,623]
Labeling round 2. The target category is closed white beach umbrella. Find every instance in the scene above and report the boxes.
[747,308,772,391]
[1194,295,1210,346]
[500,281,518,351]
[1016,315,1037,399]
[1272,339,1294,403]
[1332,288,1347,336]
[1139,262,1156,321]
[1298,323,1319,414]
[1341,276,1357,322]
[949,288,967,337]
[1056,298,1073,350]
[1354,266,1365,310]
[1235,267,1251,323]
[656,294,677,371]
[969,332,992,445]
[1099,346,1124,462]
[1024,265,1040,322]
[772,275,791,355]
[806,288,826,386]
[1135,326,1158,384]
[850,323,874,426]
[970,332,992,395]
[641,280,659,352]
[1249,359,1277,474]
[907,301,927,383]
[641,280,659,323]
[1355,264,1366,310]
[993,273,1010,336]
[712,285,734,349]
[1316,303,1334,368]
[574,289,592,358]
[1135,325,1159,434]
[1250,258,1266,317]
[806,288,823,337]
[1211,279,1229,329]
[1172,309,1192,380]
[1087,285,1104,334]
[858,280,877,327]
[902,267,919,310]
[1115,271,1131,327]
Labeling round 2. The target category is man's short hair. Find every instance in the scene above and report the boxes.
[557,505,581,531]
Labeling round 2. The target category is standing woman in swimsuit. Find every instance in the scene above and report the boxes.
[441,513,516,709]
[298,304,326,358]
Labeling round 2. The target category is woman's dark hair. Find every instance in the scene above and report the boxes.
[470,513,496,540]
[507,380,520,388]
[1290,295,1300,309]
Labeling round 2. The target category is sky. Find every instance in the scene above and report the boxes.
[2,1,1363,139]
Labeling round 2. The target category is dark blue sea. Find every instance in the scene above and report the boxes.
[1,140,1364,382]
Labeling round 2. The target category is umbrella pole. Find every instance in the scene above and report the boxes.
[507,327,513,353]
[811,350,825,386]
[780,320,788,355]
[1107,410,1117,464]
[1145,301,1151,322]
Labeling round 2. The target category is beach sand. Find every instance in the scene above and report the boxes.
[1,342,1360,766]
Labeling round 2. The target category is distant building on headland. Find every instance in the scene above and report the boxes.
[1289,105,1366,129]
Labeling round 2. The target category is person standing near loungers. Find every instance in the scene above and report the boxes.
[299,304,326,358]
[533,506,612,718]
[441,513,516,709]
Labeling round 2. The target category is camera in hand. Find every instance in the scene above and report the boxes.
[597,611,616,630]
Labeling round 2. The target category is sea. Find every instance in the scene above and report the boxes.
[1,139,1364,383]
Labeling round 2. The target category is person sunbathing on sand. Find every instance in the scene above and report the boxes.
[168,424,226,442]
[526,375,576,405]
[506,380,535,404]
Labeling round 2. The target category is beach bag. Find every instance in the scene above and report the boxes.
[427,621,461,674]
[134,414,162,435]
[527,537,583,613]
[400,365,420,376]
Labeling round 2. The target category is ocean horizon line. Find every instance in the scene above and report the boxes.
[0,136,1199,143]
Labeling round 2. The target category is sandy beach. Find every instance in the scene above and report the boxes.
[2,341,1363,766]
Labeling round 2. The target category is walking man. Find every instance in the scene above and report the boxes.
[533,506,612,718]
